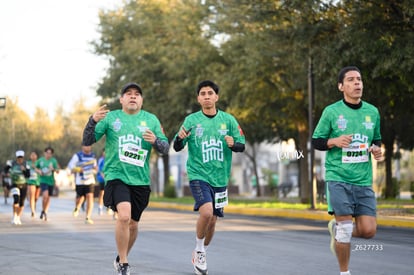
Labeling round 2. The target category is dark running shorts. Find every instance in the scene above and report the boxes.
[104,179,151,222]
[189,179,227,218]
[75,184,95,197]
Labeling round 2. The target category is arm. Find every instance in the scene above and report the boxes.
[153,138,170,155]
[83,105,109,146]
[173,125,192,152]
[82,116,97,146]
[142,118,170,155]
[173,137,185,152]
[231,142,245,152]
[312,134,353,151]
[23,163,30,178]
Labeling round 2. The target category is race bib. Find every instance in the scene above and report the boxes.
[29,171,38,180]
[119,143,148,167]
[342,142,369,163]
[215,190,228,209]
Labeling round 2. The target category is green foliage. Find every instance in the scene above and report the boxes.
[163,184,177,198]
[0,96,100,169]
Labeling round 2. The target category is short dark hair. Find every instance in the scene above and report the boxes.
[44,146,54,154]
[338,66,361,84]
[196,80,219,95]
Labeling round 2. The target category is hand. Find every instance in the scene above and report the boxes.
[369,144,382,161]
[224,135,234,148]
[332,134,353,148]
[177,126,193,139]
[143,129,156,144]
[92,104,109,123]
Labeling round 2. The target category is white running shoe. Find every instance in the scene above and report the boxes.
[192,250,208,275]
[328,219,336,256]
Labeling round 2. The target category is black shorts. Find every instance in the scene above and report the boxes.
[75,184,95,197]
[104,179,151,222]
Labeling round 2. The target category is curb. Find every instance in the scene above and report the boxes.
[148,202,414,229]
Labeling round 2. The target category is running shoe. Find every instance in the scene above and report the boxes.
[11,215,18,225]
[118,263,130,275]
[85,218,94,225]
[40,210,47,221]
[16,216,22,225]
[31,212,35,218]
[98,207,103,215]
[328,219,336,256]
[73,208,79,217]
[113,256,120,273]
[192,250,208,275]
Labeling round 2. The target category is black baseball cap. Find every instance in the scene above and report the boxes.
[121,82,143,95]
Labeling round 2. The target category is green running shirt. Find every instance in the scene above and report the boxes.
[312,100,381,186]
[95,110,168,186]
[177,110,245,188]
[36,157,59,186]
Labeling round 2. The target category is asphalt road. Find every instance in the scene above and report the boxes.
[0,196,413,275]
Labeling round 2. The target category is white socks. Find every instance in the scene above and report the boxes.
[195,237,205,252]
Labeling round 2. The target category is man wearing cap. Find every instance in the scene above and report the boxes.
[4,150,30,225]
[82,82,169,275]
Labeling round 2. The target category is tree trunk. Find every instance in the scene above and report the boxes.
[298,129,310,203]
[384,139,394,198]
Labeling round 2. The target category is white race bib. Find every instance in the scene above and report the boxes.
[342,142,369,163]
[119,143,148,167]
[215,190,228,209]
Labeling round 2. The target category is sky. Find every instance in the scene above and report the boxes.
[0,0,122,118]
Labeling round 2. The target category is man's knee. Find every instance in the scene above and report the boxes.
[199,203,214,219]
[336,220,353,243]
[358,226,376,239]
[11,188,20,204]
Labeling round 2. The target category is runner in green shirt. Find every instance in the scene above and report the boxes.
[82,82,169,275]
[6,150,30,225]
[312,66,382,275]
[27,151,40,218]
[36,146,60,221]
[173,80,245,275]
